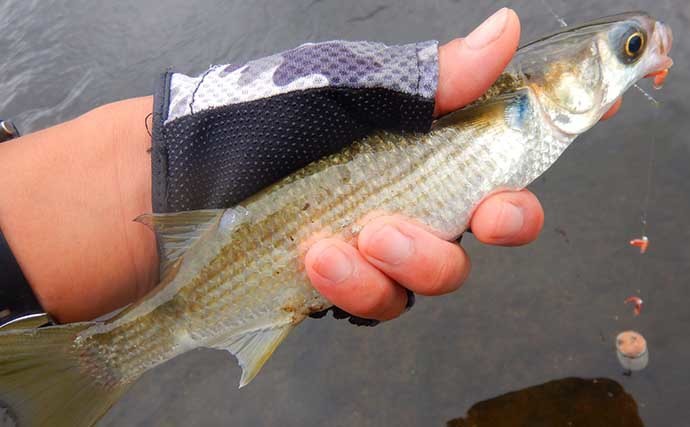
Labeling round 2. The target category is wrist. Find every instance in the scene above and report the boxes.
[0,96,158,322]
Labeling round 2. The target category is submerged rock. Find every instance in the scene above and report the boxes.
[447,377,643,427]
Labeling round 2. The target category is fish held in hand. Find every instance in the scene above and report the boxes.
[0,12,673,426]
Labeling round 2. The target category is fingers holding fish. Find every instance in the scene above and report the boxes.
[305,239,409,320]
[307,189,542,314]
[470,190,544,246]
[357,216,470,296]
[434,8,520,117]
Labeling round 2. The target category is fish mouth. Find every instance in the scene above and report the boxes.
[644,21,673,88]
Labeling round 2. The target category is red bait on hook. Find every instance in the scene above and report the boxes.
[630,236,649,254]
[645,68,669,89]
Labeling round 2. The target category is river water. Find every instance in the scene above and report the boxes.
[1,0,689,426]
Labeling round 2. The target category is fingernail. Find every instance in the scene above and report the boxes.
[313,245,354,283]
[495,202,524,239]
[465,7,510,50]
[364,224,413,265]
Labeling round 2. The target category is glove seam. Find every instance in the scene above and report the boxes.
[414,40,439,125]
[152,70,174,213]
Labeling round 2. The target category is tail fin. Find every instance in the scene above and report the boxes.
[0,322,130,427]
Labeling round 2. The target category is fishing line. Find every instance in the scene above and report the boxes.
[541,0,660,313]
[639,109,658,237]
[633,83,660,106]
[631,106,658,299]
[540,0,568,28]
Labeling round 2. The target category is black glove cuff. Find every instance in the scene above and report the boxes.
[0,228,46,327]
[0,121,48,327]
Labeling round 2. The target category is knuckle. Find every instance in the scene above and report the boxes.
[426,255,455,295]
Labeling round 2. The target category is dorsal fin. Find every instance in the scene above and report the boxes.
[134,209,225,277]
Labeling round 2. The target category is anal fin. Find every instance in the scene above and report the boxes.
[207,323,295,388]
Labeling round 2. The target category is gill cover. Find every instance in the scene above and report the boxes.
[510,12,668,136]
[517,28,603,120]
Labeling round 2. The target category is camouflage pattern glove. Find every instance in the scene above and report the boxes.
[151,40,439,325]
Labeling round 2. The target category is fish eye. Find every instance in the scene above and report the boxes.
[625,32,645,57]
[611,24,647,64]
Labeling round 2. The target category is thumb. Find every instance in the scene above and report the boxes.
[434,8,521,117]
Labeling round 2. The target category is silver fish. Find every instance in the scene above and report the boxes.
[0,12,673,427]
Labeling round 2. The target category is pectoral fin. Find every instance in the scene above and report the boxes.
[433,89,532,132]
[208,323,295,387]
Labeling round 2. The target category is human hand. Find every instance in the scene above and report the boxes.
[305,8,621,321]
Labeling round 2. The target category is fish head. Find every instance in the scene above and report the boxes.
[513,12,673,136]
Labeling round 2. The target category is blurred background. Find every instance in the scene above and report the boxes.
[1,0,688,425]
